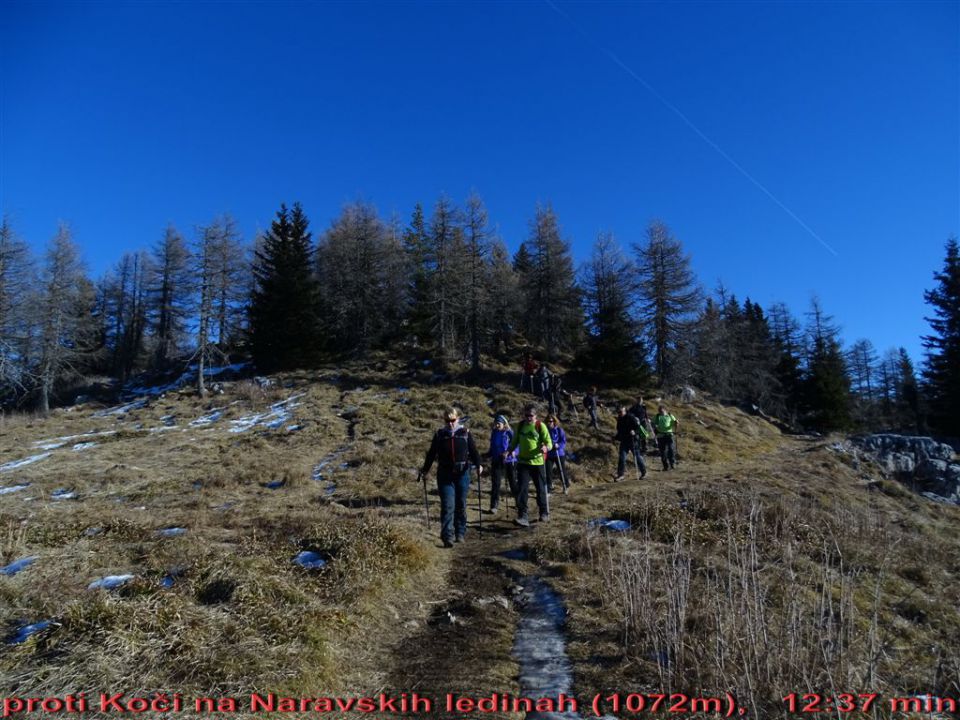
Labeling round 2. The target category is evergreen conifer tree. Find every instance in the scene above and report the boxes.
[921,237,960,437]
[248,203,322,372]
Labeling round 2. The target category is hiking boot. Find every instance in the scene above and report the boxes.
[455,534,464,543]
[613,475,624,483]
[562,485,569,495]
[442,539,454,548]
[489,506,499,515]
[539,513,550,522]
[641,470,647,479]
[514,516,530,528]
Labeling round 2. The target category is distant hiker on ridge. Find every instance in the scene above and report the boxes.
[420,407,483,548]
[508,403,553,527]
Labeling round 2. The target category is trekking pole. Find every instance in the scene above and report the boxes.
[476,466,483,535]
[557,454,569,494]
[418,471,429,528]
[632,437,642,481]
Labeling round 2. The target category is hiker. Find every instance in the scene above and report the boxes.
[534,363,552,400]
[653,404,679,470]
[486,414,517,515]
[628,396,653,453]
[508,403,553,526]
[547,372,564,417]
[545,414,569,494]
[613,405,647,481]
[420,408,483,547]
[520,353,538,393]
[583,386,603,429]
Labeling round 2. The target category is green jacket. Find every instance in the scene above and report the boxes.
[654,413,677,435]
[509,420,553,465]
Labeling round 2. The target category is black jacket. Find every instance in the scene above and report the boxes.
[422,425,481,476]
[615,413,641,443]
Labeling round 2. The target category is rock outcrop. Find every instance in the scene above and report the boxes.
[851,434,960,503]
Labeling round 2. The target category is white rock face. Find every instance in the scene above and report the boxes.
[852,434,960,504]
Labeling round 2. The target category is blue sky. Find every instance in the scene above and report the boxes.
[2,0,957,363]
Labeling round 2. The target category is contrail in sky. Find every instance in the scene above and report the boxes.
[544,0,839,257]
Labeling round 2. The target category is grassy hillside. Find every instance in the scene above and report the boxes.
[1,359,958,717]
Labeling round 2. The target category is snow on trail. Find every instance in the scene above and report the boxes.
[229,393,305,433]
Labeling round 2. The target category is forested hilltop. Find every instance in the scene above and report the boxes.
[0,198,956,440]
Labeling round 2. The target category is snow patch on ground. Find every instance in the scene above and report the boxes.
[229,393,305,433]
[88,575,135,591]
[6,621,52,645]
[157,527,187,537]
[93,399,147,417]
[312,447,349,496]
[72,442,97,451]
[587,518,631,532]
[124,362,251,397]
[52,489,76,500]
[0,454,51,473]
[189,409,224,427]
[1,556,38,576]
[293,551,327,569]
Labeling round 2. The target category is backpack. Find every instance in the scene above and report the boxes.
[436,427,472,472]
[582,395,592,410]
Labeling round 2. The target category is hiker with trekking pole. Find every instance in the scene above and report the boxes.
[486,414,517,515]
[545,414,570,494]
[508,403,553,527]
[419,407,483,548]
[613,405,647,482]
[583,386,603,429]
[653,404,679,471]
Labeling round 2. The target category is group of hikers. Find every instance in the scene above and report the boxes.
[418,354,680,547]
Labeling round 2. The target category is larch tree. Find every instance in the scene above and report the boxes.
[35,224,92,413]
[149,225,193,368]
[0,217,34,400]
[462,192,491,372]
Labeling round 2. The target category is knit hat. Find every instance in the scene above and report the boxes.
[494,414,508,426]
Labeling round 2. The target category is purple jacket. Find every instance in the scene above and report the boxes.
[547,426,566,458]
[488,428,517,464]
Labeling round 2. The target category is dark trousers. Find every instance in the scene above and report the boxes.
[437,470,471,541]
[658,434,676,469]
[545,455,567,491]
[515,463,548,519]
[588,407,599,429]
[490,460,515,510]
[618,439,646,477]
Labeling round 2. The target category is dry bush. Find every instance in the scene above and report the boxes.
[585,491,960,717]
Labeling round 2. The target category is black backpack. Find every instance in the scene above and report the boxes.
[435,427,472,472]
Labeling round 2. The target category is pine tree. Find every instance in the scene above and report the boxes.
[896,347,922,433]
[248,203,322,373]
[486,241,520,356]
[634,220,701,384]
[580,232,647,384]
[463,192,491,372]
[921,237,960,437]
[846,338,878,426]
[522,204,581,359]
[402,203,432,347]
[802,298,852,431]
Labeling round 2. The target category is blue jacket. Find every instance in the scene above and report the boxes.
[488,428,517,464]
[548,426,566,458]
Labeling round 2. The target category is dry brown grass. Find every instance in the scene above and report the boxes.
[2,360,958,718]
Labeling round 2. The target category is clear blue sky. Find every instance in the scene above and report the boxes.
[2,0,957,364]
